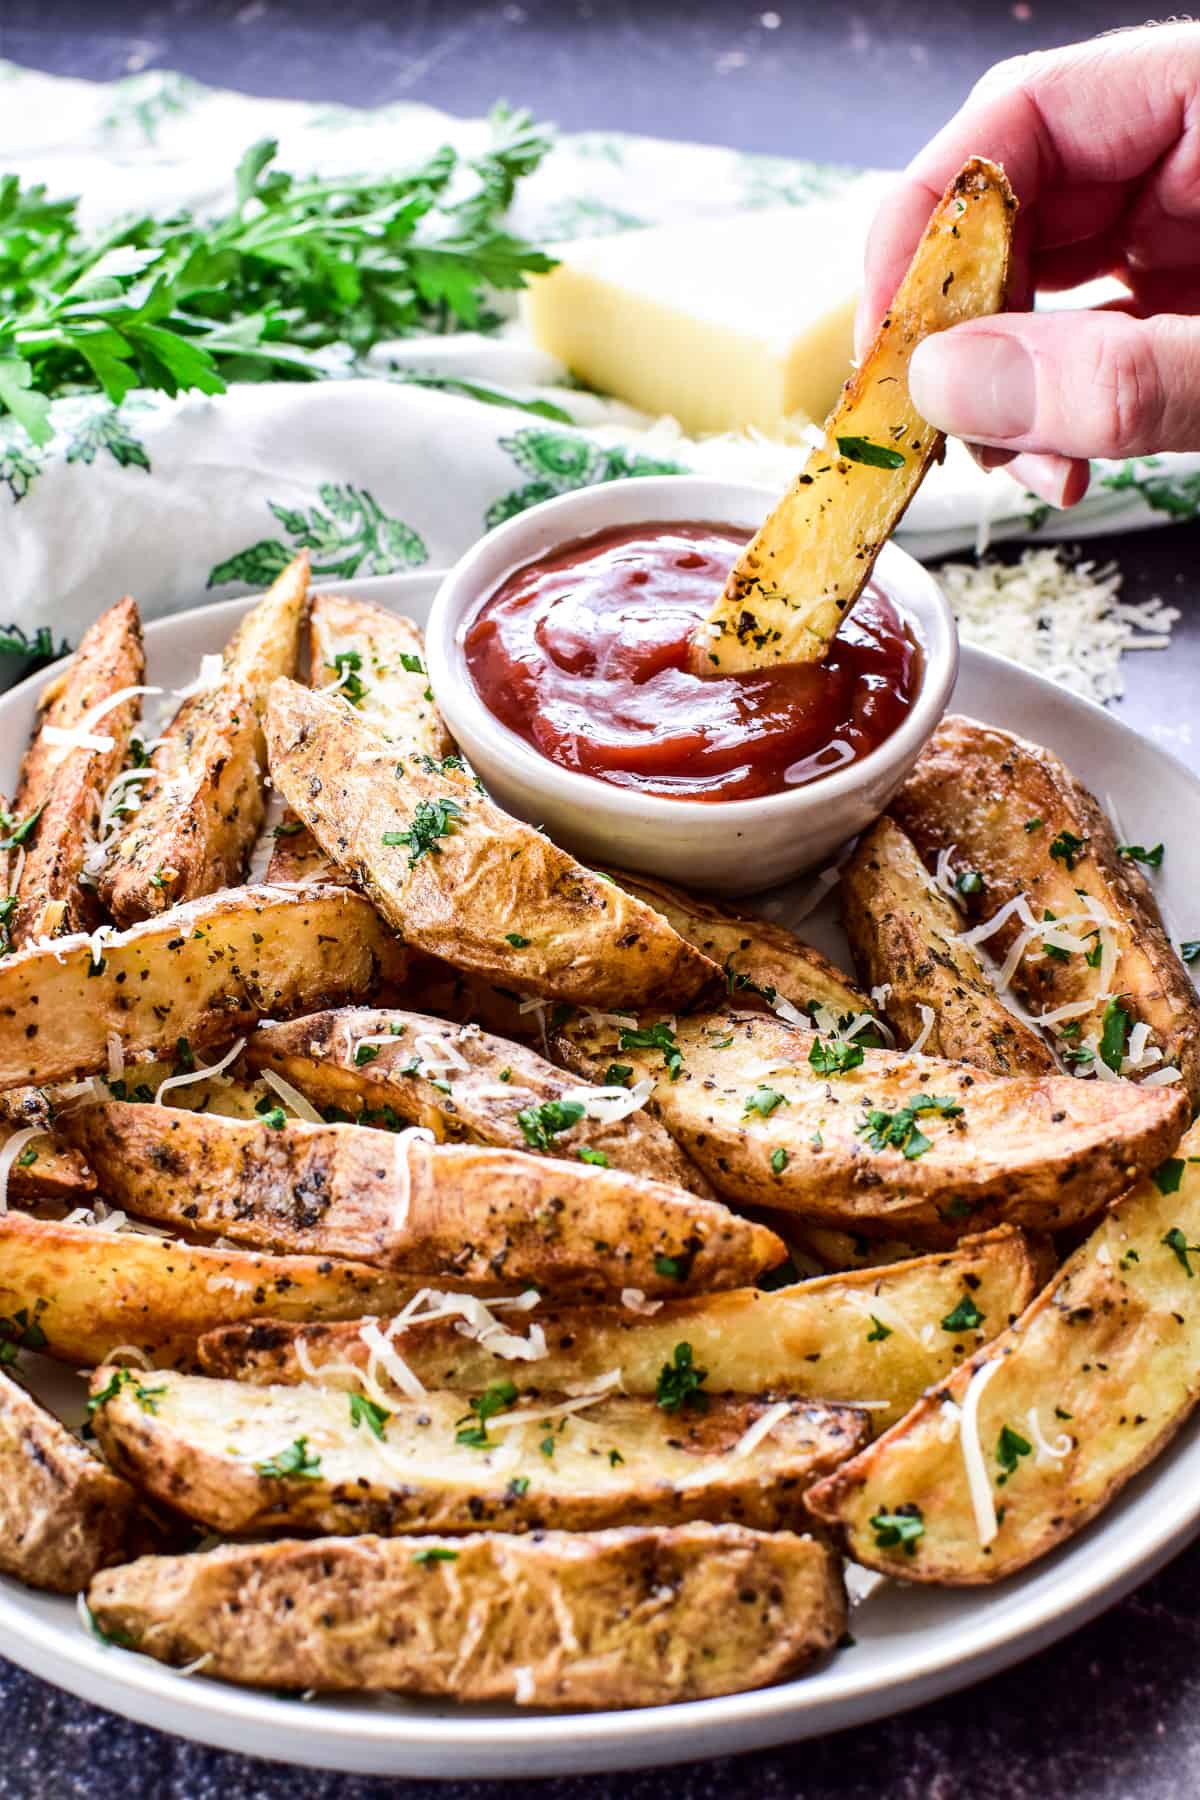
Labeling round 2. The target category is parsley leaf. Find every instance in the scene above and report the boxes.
[413,1547,459,1565]
[517,1098,585,1151]
[857,1093,963,1159]
[836,435,906,470]
[865,1315,892,1342]
[743,1084,788,1119]
[869,1504,924,1555]
[808,1038,864,1077]
[1153,1158,1186,1196]
[455,1379,518,1447]
[617,1021,683,1080]
[349,1393,390,1440]
[383,797,464,866]
[940,1294,985,1332]
[578,1146,609,1166]
[1098,997,1131,1073]
[996,1424,1032,1481]
[1049,829,1086,871]
[1117,843,1164,869]
[255,1437,322,1479]
[655,1342,709,1414]
[1163,1226,1199,1277]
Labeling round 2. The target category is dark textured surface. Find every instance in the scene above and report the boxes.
[2,2,1199,1794]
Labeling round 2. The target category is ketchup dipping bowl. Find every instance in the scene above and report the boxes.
[426,477,957,896]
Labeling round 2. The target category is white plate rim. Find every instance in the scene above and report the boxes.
[0,573,1197,1777]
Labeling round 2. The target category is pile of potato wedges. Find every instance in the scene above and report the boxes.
[1,550,1198,1712]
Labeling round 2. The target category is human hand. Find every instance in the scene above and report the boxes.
[858,23,1200,506]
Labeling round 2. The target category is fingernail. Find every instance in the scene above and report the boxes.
[910,332,1036,443]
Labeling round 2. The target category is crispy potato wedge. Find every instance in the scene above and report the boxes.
[0,1081,96,1200]
[267,594,453,883]
[0,884,406,1090]
[553,1007,1187,1242]
[266,679,717,1007]
[0,1367,142,1593]
[892,715,1200,1096]
[61,1103,781,1297]
[807,1120,1200,1582]
[0,1210,425,1368]
[8,596,146,948]
[246,1005,712,1195]
[693,158,1015,672]
[842,816,1056,1076]
[89,1524,845,1704]
[605,867,877,1024]
[199,1227,1040,1429]
[101,556,307,924]
[91,1367,866,1536]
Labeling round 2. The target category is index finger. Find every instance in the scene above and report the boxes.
[856,23,1197,354]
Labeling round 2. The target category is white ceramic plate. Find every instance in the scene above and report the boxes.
[1,570,1199,1780]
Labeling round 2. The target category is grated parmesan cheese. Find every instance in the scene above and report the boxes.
[910,1005,935,1055]
[958,1357,1006,1546]
[729,1399,793,1460]
[172,653,224,700]
[155,1037,247,1105]
[0,1128,43,1214]
[259,1069,324,1123]
[561,1078,655,1125]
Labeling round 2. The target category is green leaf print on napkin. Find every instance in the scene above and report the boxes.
[208,483,428,587]
[64,406,151,472]
[1101,457,1200,522]
[100,71,201,145]
[0,420,44,503]
[736,154,857,209]
[485,429,689,528]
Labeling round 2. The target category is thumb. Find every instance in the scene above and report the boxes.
[908,310,1200,460]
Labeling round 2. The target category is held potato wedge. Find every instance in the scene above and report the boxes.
[198,1227,1040,1429]
[246,1005,712,1195]
[88,1523,846,1706]
[0,1210,426,1367]
[892,715,1200,1097]
[807,1120,1200,1583]
[267,594,453,882]
[605,867,878,1025]
[0,884,407,1090]
[101,555,307,924]
[553,1008,1187,1242]
[0,1367,142,1593]
[61,1104,782,1297]
[265,678,717,1008]
[693,158,1014,672]
[90,1367,867,1536]
[8,596,146,948]
[841,816,1056,1076]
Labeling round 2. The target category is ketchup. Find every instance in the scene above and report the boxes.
[463,522,922,803]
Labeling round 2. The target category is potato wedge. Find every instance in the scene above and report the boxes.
[553,1007,1186,1242]
[0,1367,142,1593]
[892,715,1200,1097]
[266,594,453,883]
[246,1005,713,1195]
[91,1366,866,1536]
[0,1210,425,1368]
[605,866,878,1024]
[0,884,406,1090]
[842,816,1056,1076]
[198,1227,1040,1428]
[61,1103,782,1297]
[693,158,1014,672]
[265,678,716,1007]
[101,555,307,924]
[89,1523,845,1706]
[8,596,145,948]
[807,1119,1200,1582]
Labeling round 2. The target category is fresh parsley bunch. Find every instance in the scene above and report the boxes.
[0,103,556,446]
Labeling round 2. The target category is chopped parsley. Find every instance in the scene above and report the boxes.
[354,1042,381,1066]
[865,1315,892,1342]
[254,1100,288,1130]
[87,1367,166,1416]
[1024,817,1043,834]
[455,1379,518,1447]
[578,1147,609,1167]
[331,649,365,703]
[412,1547,458,1565]
[1098,997,1131,1073]
[0,804,43,851]
[857,1093,963,1160]
[349,1393,390,1439]
[604,1063,633,1088]
[1117,842,1164,869]
[608,1448,624,1467]
[654,1249,695,1281]
[1085,935,1103,968]
[255,1437,322,1479]
[1153,1158,1186,1196]
[617,1021,683,1080]
[743,1085,788,1119]
[508,1475,530,1498]
[517,1098,585,1151]
[1041,910,1070,963]
[1163,1226,1199,1277]
[0,1305,47,1366]
[655,1342,709,1414]
[399,652,425,675]
[996,1424,1032,1482]
[770,1147,789,1175]
[940,1294,985,1333]
[1181,941,1200,965]
[539,1431,556,1458]
[272,818,305,837]
[955,869,984,896]
[869,1504,924,1555]
[808,1038,864,1077]
[14,1146,36,1169]
[1049,829,1086,871]
[836,434,906,470]
[382,797,464,865]
[505,933,531,948]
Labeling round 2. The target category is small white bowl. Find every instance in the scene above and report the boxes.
[426,476,957,896]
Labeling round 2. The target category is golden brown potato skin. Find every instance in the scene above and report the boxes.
[10,596,145,948]
[267,595,452,882]
[0,1210,428,1368]
[101,555,307,924]
[199,1227,1040,1430]
[0,1367,140,1592]
[62,1104,783,1298]
[892,715,1200,1098]
[91,1369,867,1536]
[841,816,1056,1076]
[247,1005,713,1196]
[554,1008,1187,1243]
[0,885,407,1090]
[606,868,875,1022]
[808,1119,1200,1583]
[89,1524,846,1706]
[265,678,717,1008]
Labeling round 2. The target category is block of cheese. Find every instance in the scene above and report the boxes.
[523,174,894,439]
